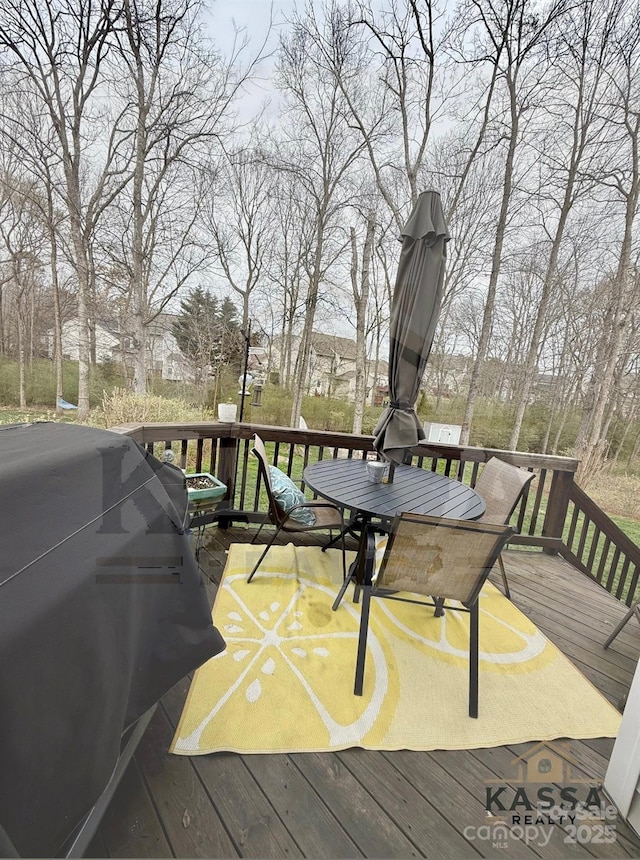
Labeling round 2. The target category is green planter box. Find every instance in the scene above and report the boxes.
[185,473,227,503]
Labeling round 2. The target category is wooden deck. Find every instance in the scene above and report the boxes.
[90,525,640,859]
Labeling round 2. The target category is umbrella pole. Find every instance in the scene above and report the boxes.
[387,462,396,483]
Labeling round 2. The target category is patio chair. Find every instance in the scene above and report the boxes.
[247,434,347,584]
[334,513,514,717]
[474,457,535,599]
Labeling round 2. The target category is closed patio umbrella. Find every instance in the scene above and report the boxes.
[373,190,450,473]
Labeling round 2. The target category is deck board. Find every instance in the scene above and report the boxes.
[135,705,239,858]
[95,526,640,859]
[161,678,304,858]
[291,752,421,858]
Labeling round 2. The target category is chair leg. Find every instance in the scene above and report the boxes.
[469,602,479,718]
[498,554,510,600]
[329,525,349,610]
[247,526,282,583]
[323,513,360,553]
[251,522,266,545]
[322,527,343,552]
[604,604,640,648]
[332,572,354,611]
[354,585,372,696]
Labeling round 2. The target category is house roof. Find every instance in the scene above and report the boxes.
[311,332,357,360]
[510,741,580,767]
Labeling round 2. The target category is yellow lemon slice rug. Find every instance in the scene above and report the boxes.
[170,543,621,755]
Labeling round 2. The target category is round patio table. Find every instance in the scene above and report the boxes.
[303,458,485,522]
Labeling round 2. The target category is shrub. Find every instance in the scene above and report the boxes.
[98,387,205,428]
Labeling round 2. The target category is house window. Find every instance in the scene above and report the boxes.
[538,758,552,774]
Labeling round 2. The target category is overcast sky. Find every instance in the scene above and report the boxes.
[202,0,298,121]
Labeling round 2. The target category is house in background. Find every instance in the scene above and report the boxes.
[422,352,473,399]
[45,313,192,382]
[307,332,358,398]
[46,318,121,363]
[271,331,388,405]
[135,313,192,382]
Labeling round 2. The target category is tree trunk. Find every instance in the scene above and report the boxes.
[17,296,26,408]
[290,221,324,428]
[577,188,639,465]
[47,192,64,414]
[352,214,375,435]
[55,171,91,418]
[461,83,519,445]
[71,229,92,417]
[131,52,149,395]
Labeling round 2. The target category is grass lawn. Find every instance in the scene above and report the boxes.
[0,406,75,425]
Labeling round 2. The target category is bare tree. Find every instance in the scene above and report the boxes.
[508,0,621,449]
[113,0,258,393]
[202,145,277,333]
[457,0,567,444]
[575,9,640,475]
[274,13,366,428]
[315,0,445,227]
[349,210,375,433]
[0,175,46,406]
[0,0,129,417]
[0,83,71,412]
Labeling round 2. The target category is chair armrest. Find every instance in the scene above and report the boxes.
[287,499,343,512]
[285,500,344,518]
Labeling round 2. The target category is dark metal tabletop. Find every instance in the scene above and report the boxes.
[303,458,485,521]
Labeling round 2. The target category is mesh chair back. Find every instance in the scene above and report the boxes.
[252,434,287,526]
[376,514,514,605]
[475,458,535,526]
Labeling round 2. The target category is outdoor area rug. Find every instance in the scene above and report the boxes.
[170,543,621,755]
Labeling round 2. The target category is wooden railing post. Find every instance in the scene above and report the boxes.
[542,469,574,554]
[217,432,238,505]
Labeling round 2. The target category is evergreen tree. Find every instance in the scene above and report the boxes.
[173,287,242,382]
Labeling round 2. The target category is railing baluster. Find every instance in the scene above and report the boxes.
[596,537,611,584]
[528,469,545,535]
[616,557,632,601]
[625,565,640,607]
[587,527,601,573]
[566,502,580,550]
[606,547,621,593]
[514,475,533,534]
[470,462,480,487]
[208,438,217,475]
[576,515,591,563]
[238,439,251,510]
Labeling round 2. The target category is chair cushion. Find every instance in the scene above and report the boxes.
[269,466,317,526]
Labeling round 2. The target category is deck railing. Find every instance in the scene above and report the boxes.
[110,420,639,606]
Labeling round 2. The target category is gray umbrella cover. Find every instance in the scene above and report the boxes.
[373,190,450,465]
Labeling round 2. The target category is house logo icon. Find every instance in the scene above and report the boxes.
[508,741,585,785]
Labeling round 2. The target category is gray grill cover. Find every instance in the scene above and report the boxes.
[0,422,225,856]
